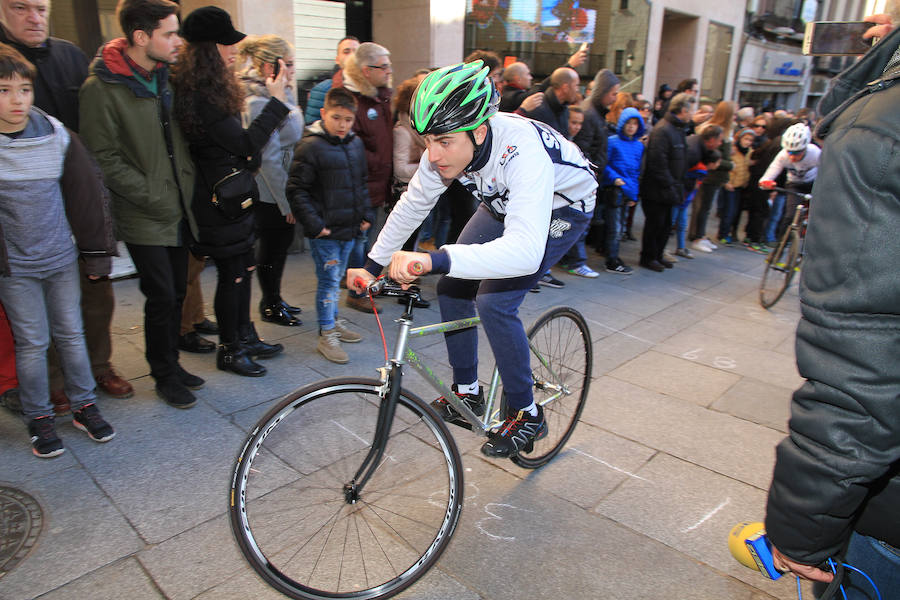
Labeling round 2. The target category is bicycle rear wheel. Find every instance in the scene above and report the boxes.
[759,230,800,309]
[512,307,593,469]
[230,377,463,600]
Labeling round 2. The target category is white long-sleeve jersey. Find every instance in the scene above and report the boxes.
[761,144,821,185]
[368,112,598,280]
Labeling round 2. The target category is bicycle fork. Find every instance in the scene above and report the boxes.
[343,361,403,504]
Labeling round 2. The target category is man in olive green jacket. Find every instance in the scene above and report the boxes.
[79,0,200,409]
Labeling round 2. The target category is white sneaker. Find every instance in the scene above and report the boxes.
[692,240,713,253]
[567,265,600,278]
[702,238,718,250]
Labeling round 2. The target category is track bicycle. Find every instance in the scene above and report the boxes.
[759,187,811,309]
[229,277,593,599]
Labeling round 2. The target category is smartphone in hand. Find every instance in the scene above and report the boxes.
[803,21,873,55]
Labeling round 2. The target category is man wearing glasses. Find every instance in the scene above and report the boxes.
[340,42,394,313]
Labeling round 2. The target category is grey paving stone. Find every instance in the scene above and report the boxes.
[595,452,812,600]
[486,420,658,508]
[609,350,741,406]
[654,330,803,392]
[71,393,256,544]
[717,299,801,330]
[0,467,143,600]
[0,412,79,482]
[773,335,796,357]
[711,378,793,433]
[139,514,266,600]
[38,558,163,600]
[620,314,687,345]
[583,280,679,318]
[581,377,784,490]
[644,294,725,332]
[687,311,795,351]
[438,459,769,600]
[590,331,654,377]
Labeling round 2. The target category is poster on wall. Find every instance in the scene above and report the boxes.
[467,0,596,44]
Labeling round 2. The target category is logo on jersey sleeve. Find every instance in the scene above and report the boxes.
[499,145,519,166]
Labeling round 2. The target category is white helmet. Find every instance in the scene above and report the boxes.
[781,123,811,152]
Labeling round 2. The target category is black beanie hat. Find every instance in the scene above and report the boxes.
[181,6,246,45]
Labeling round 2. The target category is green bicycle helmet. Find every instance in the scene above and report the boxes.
[410,60,499,135]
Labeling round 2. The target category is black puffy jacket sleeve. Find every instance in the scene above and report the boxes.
[764,43,900,564]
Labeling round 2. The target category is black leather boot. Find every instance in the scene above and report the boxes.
[241,322,284,359]
[271,256,302,314]
[216,343,266,377]
[258,263,301,326]
[259,300,301,326]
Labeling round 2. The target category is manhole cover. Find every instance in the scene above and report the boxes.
[0,485,42,578]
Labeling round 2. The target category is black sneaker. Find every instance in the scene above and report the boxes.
[176,365,205,390]
[605,259,633,275]
[156,379,197,409]
[430,385,485,429]
[29,416,65,458]
[539,273,565,288]
[480,405,547,458]
[72,403,115,442]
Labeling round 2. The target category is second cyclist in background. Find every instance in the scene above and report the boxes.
[347,61,598,459]
[759,123,819,240]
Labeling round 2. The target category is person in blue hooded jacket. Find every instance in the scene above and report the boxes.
[600,107,644,274]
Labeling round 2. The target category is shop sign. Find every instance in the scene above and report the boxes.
[759,51,808,81]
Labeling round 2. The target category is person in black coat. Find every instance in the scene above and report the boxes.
[0,11,87,131]
[639,93,695,271]
[287,87,372,364]
[517,67,579,139]
[172,7,288,377]
[765,19,900,597]
[560,68,619,273]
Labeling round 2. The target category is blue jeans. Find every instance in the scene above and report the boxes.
[813,533,900,600]
[348,207,388,298]
[436,204,591,412]
[310,238,354,331]
[718,188,740,240]
[602,188,624,260]
[0,261,97,420]
[672,197,693,250]
[764,193,785,242]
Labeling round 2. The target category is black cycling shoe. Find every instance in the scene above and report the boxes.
[430,385,484,429]
[480,405,547,458]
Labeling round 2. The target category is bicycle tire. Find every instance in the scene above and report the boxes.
[230,377,463,600]
[759,230,800,309]
[512,307,593,469]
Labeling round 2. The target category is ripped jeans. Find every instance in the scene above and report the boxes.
[309,238,354,332]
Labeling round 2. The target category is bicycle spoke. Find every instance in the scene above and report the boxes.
[231,379,462,599]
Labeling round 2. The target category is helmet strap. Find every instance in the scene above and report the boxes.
[464,123,492,173]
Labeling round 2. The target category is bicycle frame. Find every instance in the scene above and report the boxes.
[347,281,571,499]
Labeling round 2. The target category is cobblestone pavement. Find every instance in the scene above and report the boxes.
[0,235,815,600]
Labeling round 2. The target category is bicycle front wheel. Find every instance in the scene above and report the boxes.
[512,307,593,469]
[759,231,800,309]
[230,377,463,600]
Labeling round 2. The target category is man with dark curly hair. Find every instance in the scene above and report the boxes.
[79,0,202,409]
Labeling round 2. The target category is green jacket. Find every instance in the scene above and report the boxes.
[78,38,196,246]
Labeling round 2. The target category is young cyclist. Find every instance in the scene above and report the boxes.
[347,60,597,458]
[759,123,819,240]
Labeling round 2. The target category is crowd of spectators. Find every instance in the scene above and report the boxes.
[0,0,823,450]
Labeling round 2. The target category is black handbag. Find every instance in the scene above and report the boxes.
[211,168,257,220]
